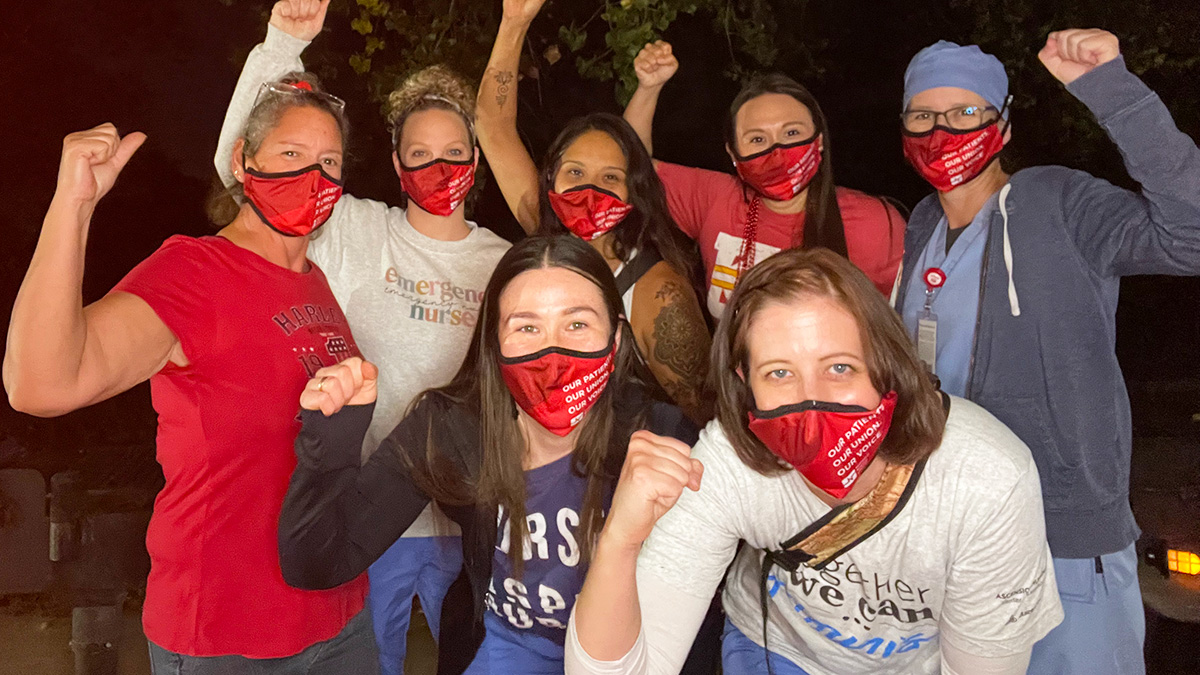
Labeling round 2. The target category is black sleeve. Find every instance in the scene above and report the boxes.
[645,400,701,447]
[278,400,439,590]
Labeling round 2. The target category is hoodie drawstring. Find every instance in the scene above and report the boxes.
[999,182,1020,316]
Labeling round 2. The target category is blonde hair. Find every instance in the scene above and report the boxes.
[386,65,476,148]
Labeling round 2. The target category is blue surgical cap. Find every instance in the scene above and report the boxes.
[903,40,1009,112]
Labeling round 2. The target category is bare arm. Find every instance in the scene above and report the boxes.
[475,0,546,234]
[571,431,703,663]
[631,264,713,425]
[623,41,677,160]
[4,125,180,417]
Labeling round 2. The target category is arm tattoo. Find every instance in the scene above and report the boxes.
[493,70,515,107]
[651,281,710,413]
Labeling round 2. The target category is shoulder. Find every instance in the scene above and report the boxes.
[656,161,740,194]
[1010,165,1098,198]
[690,420,775,487]
[464,222,514,254]
[924,396,1038,490]
[833,187,903,225]
[636,261,695,303]
[120,236,231,286]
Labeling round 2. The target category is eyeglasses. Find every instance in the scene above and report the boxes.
[253,81,346,114]
[900,104,1001,134]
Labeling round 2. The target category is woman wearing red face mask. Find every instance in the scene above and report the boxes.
[476,0,713,426]
[564,248,1066,675]
[213,3,513,672]
[277,235,698,675]
[624,42,905,321]
[5,77,380,671]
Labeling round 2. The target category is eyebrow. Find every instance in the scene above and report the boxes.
[560,159,627,173]
[821,352,864,361]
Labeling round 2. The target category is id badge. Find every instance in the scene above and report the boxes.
[917,310,937,374]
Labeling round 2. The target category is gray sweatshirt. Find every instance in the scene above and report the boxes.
[894,55,1200,559]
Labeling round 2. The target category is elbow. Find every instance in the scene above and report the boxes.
[3,366,73,418]
[279,551,354,591]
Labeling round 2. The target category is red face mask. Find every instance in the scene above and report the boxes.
[400,157,476,216]
[748,392,898,499]
[243,163,343,237]
[902,120,1007,192]
[733,137,823,202]
[498,341,616,436]
[548,186,634,241]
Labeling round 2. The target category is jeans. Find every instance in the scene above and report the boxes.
[1028,541,1145,674]
[147,609,379,675]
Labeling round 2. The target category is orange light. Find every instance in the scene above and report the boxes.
[1168,550,1200,575]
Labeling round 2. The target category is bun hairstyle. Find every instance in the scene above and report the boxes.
[386,65,477,150]
[207,71,349,226]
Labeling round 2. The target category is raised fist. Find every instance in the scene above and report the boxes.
[502,0,548,26]
[270,0,331,42]
[300,356,379,416]
[633,41,678,90]
[55,123,146,209]
[1038,29,1120,85]
[601,430,704,549]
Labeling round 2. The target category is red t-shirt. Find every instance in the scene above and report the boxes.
[657,162,905,319]
[112,236,367,658]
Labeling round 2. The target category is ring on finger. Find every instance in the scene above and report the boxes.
[316,376,327,393]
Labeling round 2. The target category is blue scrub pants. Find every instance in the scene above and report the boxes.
[721,618,812,674]
[367,536,463,675]
[1028,541,1145,674]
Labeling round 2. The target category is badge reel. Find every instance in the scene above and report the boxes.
[917,268,945,374]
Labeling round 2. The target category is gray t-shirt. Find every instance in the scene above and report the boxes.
[565,396,1063,674]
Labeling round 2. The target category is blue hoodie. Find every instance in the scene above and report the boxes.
[894,56,1200,559]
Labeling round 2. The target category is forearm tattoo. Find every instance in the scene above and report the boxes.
[493,70,515,107]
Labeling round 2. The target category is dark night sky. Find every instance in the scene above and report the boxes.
[3,0,1200,463]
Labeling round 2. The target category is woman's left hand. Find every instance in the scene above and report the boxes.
[300,357,378,416]
[1038,28,1120,85]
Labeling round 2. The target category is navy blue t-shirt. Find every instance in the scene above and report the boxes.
[484,451,604,650]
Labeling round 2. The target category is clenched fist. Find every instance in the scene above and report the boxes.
[55,123,147,210]
[633,41,678,90]
[601,430,704,550]
[270,0,331,42]
[300,356,379,416]
[1038,28,1121,85]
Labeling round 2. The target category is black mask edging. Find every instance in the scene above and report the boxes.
[496,332,617,366]
[751,399,870,419]
[732,134,819,163]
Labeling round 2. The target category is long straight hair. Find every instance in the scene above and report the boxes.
[407,235,643,575]
[536,113,701,286]
[725,74,848,257]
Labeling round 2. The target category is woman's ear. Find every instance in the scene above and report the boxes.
[231,139,248,184]
[725,142,738,168]
[613,319,625,352]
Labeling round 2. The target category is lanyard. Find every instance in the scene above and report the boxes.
[735,196,762,277]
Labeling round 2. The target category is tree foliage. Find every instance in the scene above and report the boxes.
[339,0,783,106]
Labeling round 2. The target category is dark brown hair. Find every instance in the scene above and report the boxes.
[407,235,645,576]
[536,113,701,288]
[725,74,847,257]
[712,247,945,476]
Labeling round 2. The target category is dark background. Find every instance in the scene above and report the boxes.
[2,3,1200,668]
[5,0,1199,462]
